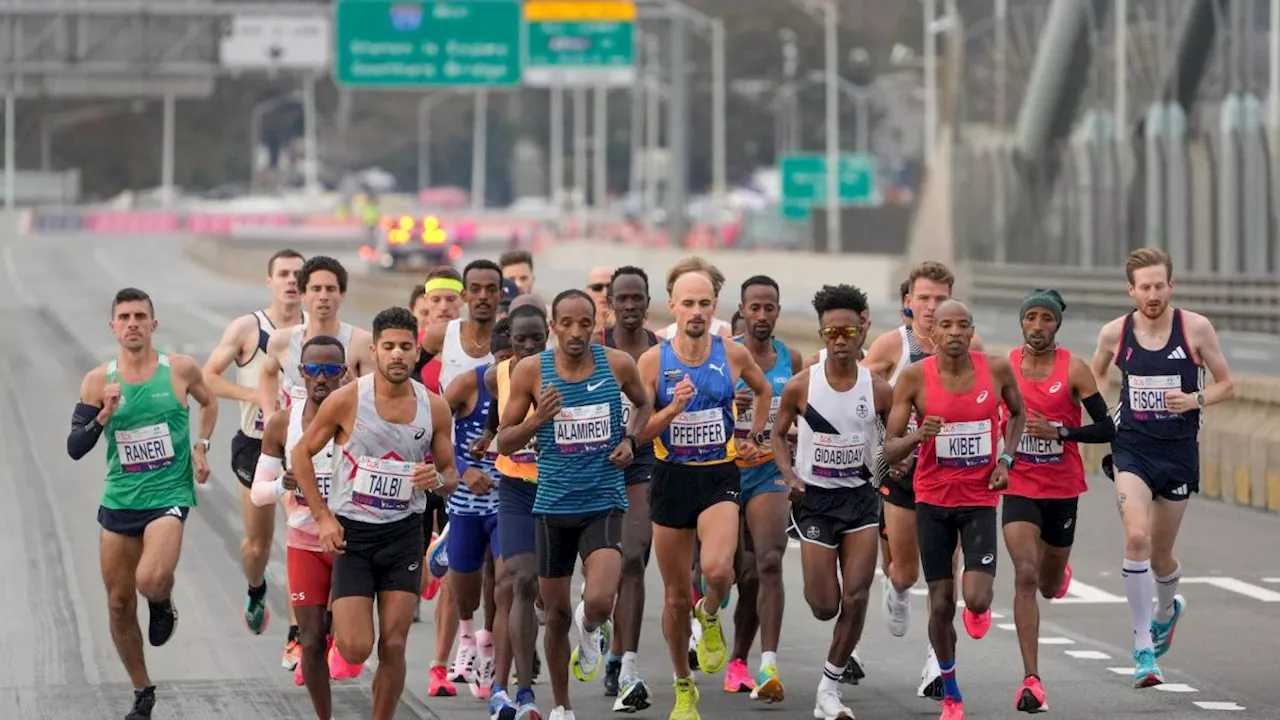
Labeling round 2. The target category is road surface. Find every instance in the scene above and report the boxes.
[1,232,1277,719]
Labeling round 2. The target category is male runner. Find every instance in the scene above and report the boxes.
[862,261,981,698]
[486,303,553,719]
[250,335,358,717]
[501,249,537,295]
[259,255,374,415]
[655,257,734,339]
[68,287,217,720]
[201,248,306,661]
[772,284,890,720]
[498,289,653,720]
[441,320,510,701]
[586,266,614,333]
[884,299,1023,720]
[637,268,772,719]
[410,267,464,333]
[724,275,801,700]
[1089,247,1234,687]
[600,266,660,711]
[291,306,459,720]
[1005,289,1115,711]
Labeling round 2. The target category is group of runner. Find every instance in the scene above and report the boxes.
[68,244,1233,720]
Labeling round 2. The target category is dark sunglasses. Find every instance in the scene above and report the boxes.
[587,283,608,292]
[819,326,864,340]
[300,363,347,378]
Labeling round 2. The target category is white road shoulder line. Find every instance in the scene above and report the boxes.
[1194,701,1246,711]
[1154,683,1198,693]
[1179,577,1280,602]
[1065,650,1111,660]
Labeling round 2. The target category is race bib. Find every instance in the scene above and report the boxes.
[294,447,334,506]
[735,395,781,441]
[1128,375,1181,421]
[1016,423,1064,465]
[935,420,993,468]
[554,403,612,454]
[906,414,921,458]
[669,407,727,459]
[115,423,176,473]
[351,456,415,510]
[253,408,265,433]
[810,432,869,479]
[620,391,633,427]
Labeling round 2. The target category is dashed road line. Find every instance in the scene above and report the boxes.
[1194,701,1247,711]
[1065,650,1111,660]
[1155,684,1199,693]
[996,622,1017,631]
[1037,637,1075,645]
[1179,577,1280,602]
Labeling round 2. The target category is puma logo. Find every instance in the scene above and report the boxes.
[708,363,724,376]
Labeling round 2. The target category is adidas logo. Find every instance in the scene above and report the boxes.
[1166,346,1188,360]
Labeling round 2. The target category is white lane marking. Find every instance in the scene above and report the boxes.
[1106,667,1132,675]
[1155,683,1198,693]
[1262,577,1280,583]
[996,622,1017,631]
[990,611,1005,619]
[1065,650,1111,660]
[1179,577,1280,602]
[1194,701,1247,711]
[1051,578,1127,604]
[1038,637,1075,645]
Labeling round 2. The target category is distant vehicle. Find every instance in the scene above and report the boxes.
[359,214,466,272]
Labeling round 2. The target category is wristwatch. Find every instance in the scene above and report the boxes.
[998,452,1015,469]
[194,438,211,452]
[1057,426,1069,441]
[750,430,768,446]
[1195,391,1206,408]
[623,435,638,453]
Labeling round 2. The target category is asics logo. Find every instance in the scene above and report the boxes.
[1048,381,1063,394]
[408,562,420,572]
[976,390,989,404]
[587,380,606,392]
[981,553,995,565]
[413,427,426,440]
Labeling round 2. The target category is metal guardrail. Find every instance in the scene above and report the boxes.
[970,263,1280,334]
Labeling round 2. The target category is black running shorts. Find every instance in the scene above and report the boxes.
[535,510,624,578]
[230,431,262,490]
[791,484,880,549]
[915,503,998,583]
[98,505,190,538]
[649,461,741,530]
[332,514,425,600]
[1001,495,1080,548]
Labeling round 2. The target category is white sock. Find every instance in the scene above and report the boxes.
[1155,562,1182,623]
[1121,558,1155,651]
[458,618,475,643]
[760,651,778,670]
[819,661,842,692]
[894,586,910,603]
[620,651,639,684]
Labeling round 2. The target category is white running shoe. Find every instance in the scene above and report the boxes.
[882,575,910,637]
[450,640,477,684]
[813,687,855,719]
[916,645,942,700]
[548,705,576,720]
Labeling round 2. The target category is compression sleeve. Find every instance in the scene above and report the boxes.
[250,454,286,507]
[67,403,105,460]
[486,397,499,434]
[1063,393,1116,444]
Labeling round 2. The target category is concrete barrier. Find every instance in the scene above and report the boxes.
[186,233,1280,515]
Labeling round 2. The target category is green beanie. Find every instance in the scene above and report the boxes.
[1021,288,1066,325]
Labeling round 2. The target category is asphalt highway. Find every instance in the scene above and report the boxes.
[1,232,1277,719]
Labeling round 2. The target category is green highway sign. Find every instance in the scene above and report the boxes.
[522,1,637,87]
[334,1,522,88]
[780,153,882,219]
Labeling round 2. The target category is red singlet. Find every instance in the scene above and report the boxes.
[914,351,1002,508]
[1007,347,1086,499]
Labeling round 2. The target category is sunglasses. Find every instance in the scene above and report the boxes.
[587,283,608,293]
[819,326,864,340]
[300,363,347,378]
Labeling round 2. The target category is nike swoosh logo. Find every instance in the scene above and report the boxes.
[587,380,606,392]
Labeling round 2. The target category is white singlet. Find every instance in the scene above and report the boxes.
[281,322,353,403]
[235,310,308,438]
[329,374,434,524]
[796,362,882,489]
[282,399,334,550]
[438,318,493,395]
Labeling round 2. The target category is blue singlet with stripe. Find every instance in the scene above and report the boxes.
[448,365,500,516]
[654,336,737,465]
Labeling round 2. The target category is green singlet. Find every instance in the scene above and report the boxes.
[101,353,197,511]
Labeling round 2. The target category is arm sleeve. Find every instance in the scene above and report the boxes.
[486,397,499,434]
[249,454,286,507]
[1062,393,1116,444]
[67,403,105,460]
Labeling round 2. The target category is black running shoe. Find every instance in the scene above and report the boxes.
[841,651,866,685]
[147,598,177,647]
[602,658,622,697]
[125,685,155,720]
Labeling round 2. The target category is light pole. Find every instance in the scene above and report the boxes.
[417,93,451,192]
[41,101,146,172]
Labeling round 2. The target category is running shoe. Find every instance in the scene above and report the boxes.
[1015,675,1048,713]
[451,638,478,684]
[1132,648,1163,688]
[688,615,702,672]
[147,598,178,647]
[602,657,622,697]
[917,646,943,700]
[473,629,496,699]
[882,575,910,637]
[1150,594,1185,658]
[281,636,301,671]
[489,689,518,720]
[750,664,784,703]
[692,599,727,674]
[813,687,854,719]
[515,689,543,720]
[428,525,451,579]
[571,601,611,682]
[293,656,305,687]
[244,583,269,635]
[612,678,651,713]
[1053,563,1073,599]
[940,696,965,719]
[722,658,754,693]
[125,685,156,720]
[428,664,458,696]
[840,647,866,685]
[328,643,364,681]
[670,677,701,720]
[547,707,575,720]
[962,607,991,639]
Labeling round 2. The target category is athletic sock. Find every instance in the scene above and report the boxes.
[1122,558,1155,651]
[287,625,300,643]
[620,651,639,684]
[248,580,267,600]
[760,651,778,670]
[938,660,962,702]
[458,618,475,642]
[516,687,535,705]
[819,661,842,693]
[1155,562,1182,623]
[606,652,621,665]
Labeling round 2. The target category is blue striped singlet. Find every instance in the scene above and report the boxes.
[448,365,500,516]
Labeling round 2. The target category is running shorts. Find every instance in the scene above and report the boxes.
[287,545,335,607]
[1109,431,1199,501]
[740,459,788,504]
[497,476,538,560]
[535,510,624,578]
[649,461,741,530]
[332,515,424,600]
[791,484,879,549]
[98,505,190,538]
[915,503,997,583]
[230,431,262,490]
[448,512,499,573]
[1001,495,1080,548]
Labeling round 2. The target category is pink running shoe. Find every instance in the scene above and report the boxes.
[723,658,755,693]
[940,696,965,719]
[328,643,365,681]
[1053,563,1073,600]
[963,608,992,640]
[1015,675,1048,713]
